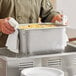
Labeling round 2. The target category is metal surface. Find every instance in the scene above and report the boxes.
[6,53,76,76]
[0,56,7,76]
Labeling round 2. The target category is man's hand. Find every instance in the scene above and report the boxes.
[0,17,15,34]
[51,14,68,25]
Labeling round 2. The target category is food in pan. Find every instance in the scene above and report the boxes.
[19,24,56,29]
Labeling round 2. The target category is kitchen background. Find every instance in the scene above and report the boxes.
[51,0,76,39]
[0,0,76,76]
[56,0,76,38]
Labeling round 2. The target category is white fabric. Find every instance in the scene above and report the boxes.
[5,18,19,53]
[62,15,68,25]
[8,18,19,29]
[6,30,19,53]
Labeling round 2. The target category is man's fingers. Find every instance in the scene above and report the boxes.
[4,23,15,31]
[2,24,15,34]
[3,19,15,31]
[55,15,62,22]
[1,22,15,34]
[0,17,16,34]
[4,17,11,20]
[51,14,63,23]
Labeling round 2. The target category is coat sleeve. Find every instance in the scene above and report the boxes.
[0,0,2,14]
[0,0,3,37]
[40,0,60,22]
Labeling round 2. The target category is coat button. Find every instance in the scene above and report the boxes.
[17,16,22,20]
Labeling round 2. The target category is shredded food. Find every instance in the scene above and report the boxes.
[19,24,56,29]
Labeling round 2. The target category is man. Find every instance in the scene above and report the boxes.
[0,0,63,49]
